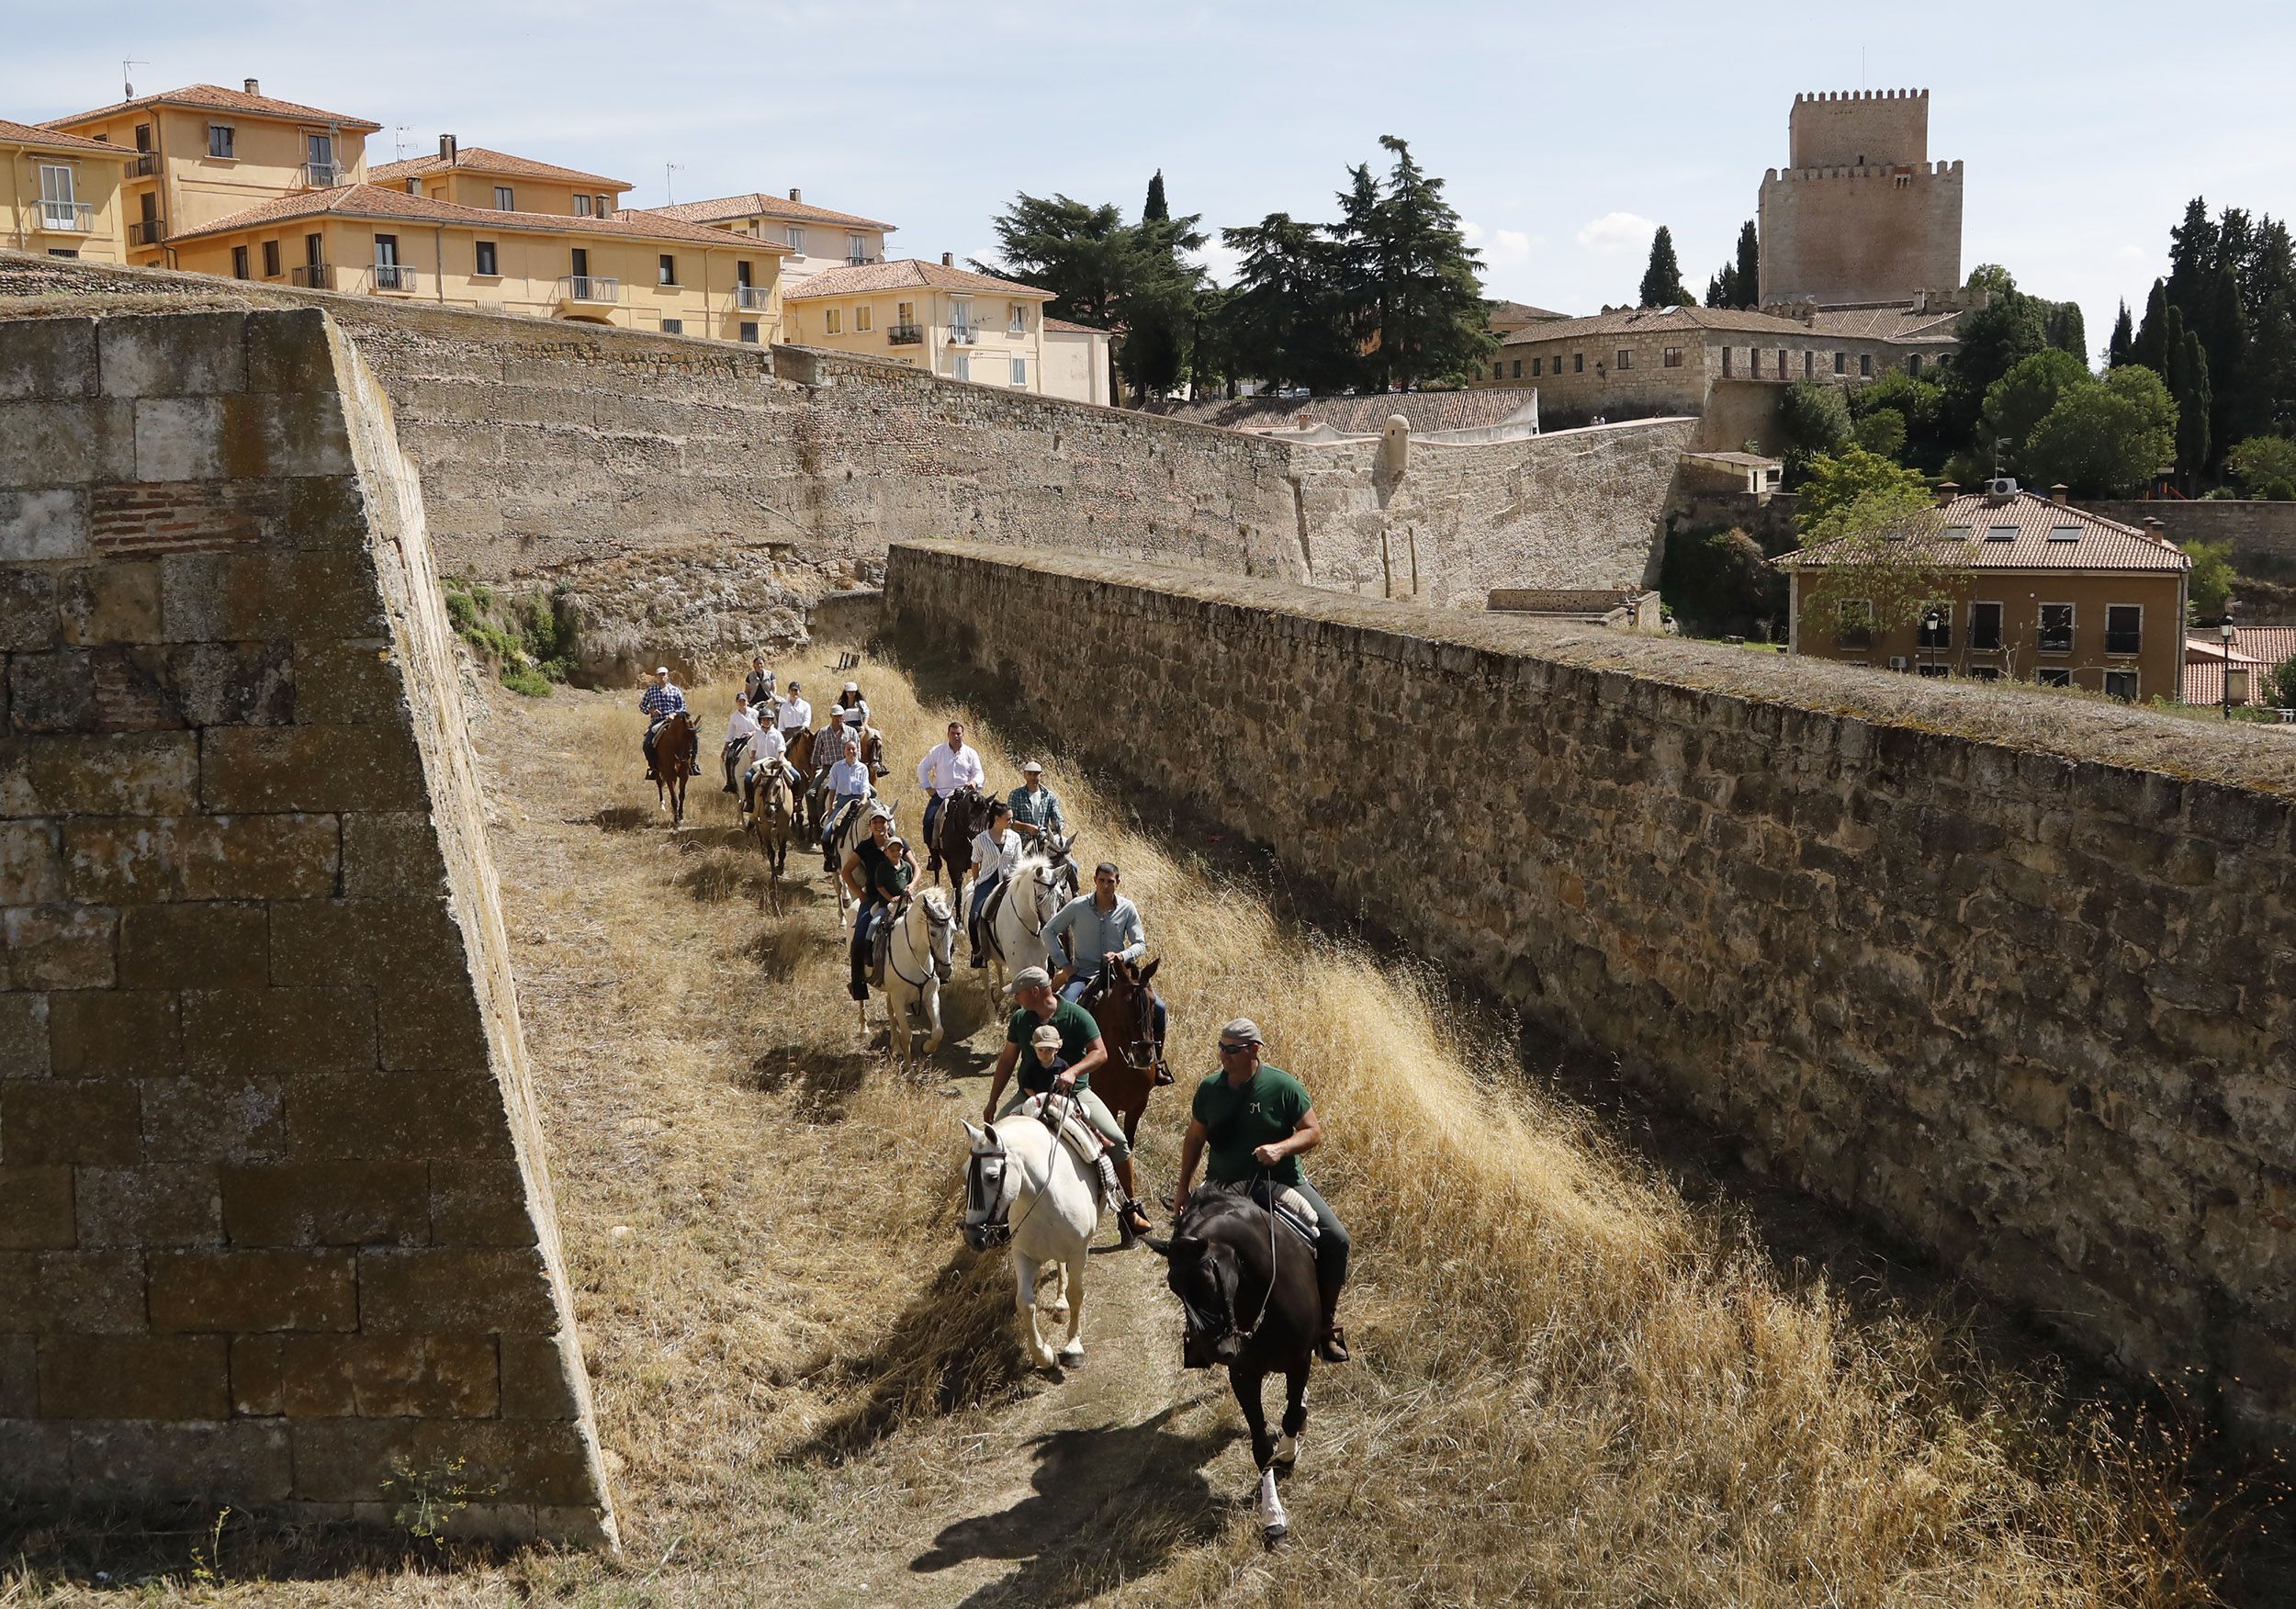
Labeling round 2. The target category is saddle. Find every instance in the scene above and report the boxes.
[1244,1180,1321,1246]
[1012,1091,1109,1176]
[979,875,1010,934]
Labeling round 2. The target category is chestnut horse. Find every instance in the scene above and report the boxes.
[1078,957,1167,1146]
[651,711,698,827]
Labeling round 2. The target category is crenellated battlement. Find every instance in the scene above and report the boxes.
[1767,87,1961,303]
[1792,87,1928,103]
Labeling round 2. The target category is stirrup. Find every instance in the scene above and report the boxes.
[1317,1323,1350,1364]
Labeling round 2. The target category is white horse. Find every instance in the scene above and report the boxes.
[880,887,956,1062]
[980,848,1069,994]
[825,795,885,928]
[961,1106,1097,1370]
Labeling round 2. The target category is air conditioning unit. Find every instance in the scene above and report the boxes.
[1985,476,2019,503]
[1887,656,1909,671]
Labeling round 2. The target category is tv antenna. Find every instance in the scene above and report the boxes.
[394,124,411,161]
[122,59,147,98]
[664,161,683,205]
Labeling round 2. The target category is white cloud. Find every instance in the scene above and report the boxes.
[1192,238,1245,287]
[1574,211,1657,255]
[1463,221,1532,268]
[2114,244,2147,261]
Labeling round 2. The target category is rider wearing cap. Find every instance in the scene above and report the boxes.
[1172,1019,1350,1362]
[831,680,870,729]
[917,719,985,861]
[1007,760,1066,844]
[638,666,687,782]
[984,965,1154,1245]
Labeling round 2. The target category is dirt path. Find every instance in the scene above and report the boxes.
[477,666,1247,1607]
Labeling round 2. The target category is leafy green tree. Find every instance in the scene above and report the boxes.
[2271,652,2296,707]
[1639,225,1688,308]
[1218,213,1355,393]
[1337,136,1493,391]
[979,194,1134,330]
[1142,170,1168,224]
[2186,539,2235,618]
[2131,280,2171,372]
[1850,370,1951,473]
[1854,408,1908,459]
[2020,366,2178,497]
[1118,174,1208,401]
[1942,266,2048,447]
[2043,300,2088,358]
[2108,300,2134,368]
[1983,349,2093,456]
[1776,379,1851,481]
[1660,526,1787,635]
[2228,433,2296,498]
[1795,444,1930,531]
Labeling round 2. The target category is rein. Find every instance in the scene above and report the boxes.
[976,1088,1079,1249]
[886,898,953,990]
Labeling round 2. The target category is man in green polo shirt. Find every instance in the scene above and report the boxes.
[983,965,1154,1243]
[1171,1018,1350,1362]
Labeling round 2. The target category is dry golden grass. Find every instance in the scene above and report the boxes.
[2,640,2245,1606]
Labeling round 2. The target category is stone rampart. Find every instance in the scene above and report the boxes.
[0,308,616,1542]
[885,539,2296,1437]
[2087,500,2296,578]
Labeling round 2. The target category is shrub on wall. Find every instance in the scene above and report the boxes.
[441,577,572,696]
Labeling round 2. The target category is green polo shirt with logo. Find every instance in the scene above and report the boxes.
[1192,1064,1311,1187]
[1006,999,1099,1090]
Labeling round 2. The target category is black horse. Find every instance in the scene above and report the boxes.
[1149,1187,1318,1544]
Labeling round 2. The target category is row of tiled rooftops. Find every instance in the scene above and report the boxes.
[163,184,760,250]
[1495,300,1963,349]
[1780,489,2192,574]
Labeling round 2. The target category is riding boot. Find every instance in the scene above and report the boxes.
[1316,1276,1350,1363]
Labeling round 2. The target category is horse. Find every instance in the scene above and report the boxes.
[1078,957,1167,1146]
[880,887,956,1062]
[962,1104,1097,1371]
[825,795,885,928]
[650,711,697,827]
[928,785,985,887]
[742,754,793,913]
[784,726,817,832]
[1042,829,1083,900]
[978,848,1068,995]
[1149,1188,1322,1545]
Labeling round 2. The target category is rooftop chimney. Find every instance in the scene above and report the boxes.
[941,252,953,267]
[788,186,802,203]
[2144,517,2167,542]
[243,78,261,96]
[1935,481,1959,506]
[2050,483,2069,505]
[440,133,457,163]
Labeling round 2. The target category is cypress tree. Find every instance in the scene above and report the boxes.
[1142,170,1168,224]
[1733,219,1761,308]
[1639,226,1686,308]
[2107,300,2134,367]
[2171,324,2212,488]
[1704,268,1731,309]
[2131,280,2170,373]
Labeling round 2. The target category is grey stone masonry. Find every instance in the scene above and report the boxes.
[0,308,616,1546]
[886,538,2296,1443]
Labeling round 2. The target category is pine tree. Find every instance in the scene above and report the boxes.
[2107,300,2134,367]
[1219,213,1353,393]
[1329,138,1493,391]
[1639,226,1687,308]
[1142,170,1168,224]
[2166,197,2218,309]
[1733,219,1761,308]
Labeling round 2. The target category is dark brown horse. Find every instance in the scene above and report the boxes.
[743,757,793,912]
[1080,957,1166,1146]
[928,785,985,887]
[1149,1187,1319,1544]
[652,711,697,827]
[785,726,818,834]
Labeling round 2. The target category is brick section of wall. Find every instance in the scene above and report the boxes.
[0,309,616,1545]
[885,539,2296,1439]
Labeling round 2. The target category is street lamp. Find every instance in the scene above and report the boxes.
[2222,611,2239,720]
[1921,607,1943,677]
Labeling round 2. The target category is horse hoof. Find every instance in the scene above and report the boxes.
[1058,1342,1084,1363]
[1261,1523,1288,1547]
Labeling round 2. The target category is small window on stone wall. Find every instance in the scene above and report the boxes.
[2036,668,2073,688]
[1662,346,1683,367]
[825,308,842,334]
[1615,348,1631,370]
[1861,353,1874,377]
[1834,351,1845,374]
[1493,363,1503,381]
[1512,359,1522,379]
[2038,603,2074,653]
[2105,669,2138,702]
[1532,357,1542,377]
[1572,352,1583,373]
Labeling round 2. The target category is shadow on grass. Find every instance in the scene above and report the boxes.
[0,1502,515,1592]
[911,1407,1234,1607]
[750,1046,876,1120]
[587,804,655,833]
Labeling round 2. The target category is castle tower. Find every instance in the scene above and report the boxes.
[1757,89,1963,306]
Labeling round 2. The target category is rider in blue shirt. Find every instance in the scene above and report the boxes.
[638,667,688,781]
[1044,860,1166,1043]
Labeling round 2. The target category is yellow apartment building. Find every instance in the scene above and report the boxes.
[45,80,377,265]
[639,188,895,289]
[3,118,132,262]
[165,184,790,343]
[1041,317,1113,405]
[370,137,629,221]
[783,256,1052,391]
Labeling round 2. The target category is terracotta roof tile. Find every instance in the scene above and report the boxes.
[165,183,763,250]
[0,118,136,155]
[369,147,631,191]
[1498,304,1820,347]
[639,191,895,232]
[1803,302,1964,342]
[1042,317,1108,334]
[1781,489,2192,574]
[47,83,381,134]
[1489,298,1570,324]
[784,258,1049,300]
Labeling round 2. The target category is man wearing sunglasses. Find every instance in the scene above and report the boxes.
[1171,1019,1350,1362]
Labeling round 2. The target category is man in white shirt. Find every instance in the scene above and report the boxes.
[739,721,794,814]
[722,693,765,795]
[776,681,812,741]
[917,719,986,872]
[966,799,1020,967]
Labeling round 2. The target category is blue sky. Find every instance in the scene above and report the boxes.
[11,0,2293,363]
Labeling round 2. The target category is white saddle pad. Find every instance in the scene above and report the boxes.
[1012,1093,1107,1172]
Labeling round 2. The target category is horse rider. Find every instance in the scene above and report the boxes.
[832,679,870,729]
[722,691,766,795]
[839,812,911,1002]
[739,708,797,809]
[1171,1018,1351,1362]
[917,719,985,861]
[967,799,1020,968]
[983,965,1154,1244]
[638,665,688,782]
[1007,760,1066,845]
[1044,861,1166,1044]
[776,679,813,746]
[816,703,865,776]
[819,735,874,869]
[743,654,776,710]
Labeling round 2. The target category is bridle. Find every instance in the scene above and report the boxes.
[1176,1179,1282,1355]
[962,1088,1079,1252]
[887,895,955,988]
[1083,965,1166,1081]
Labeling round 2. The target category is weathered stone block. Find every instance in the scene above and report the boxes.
[199,726,426,814]
[289,1417,599,1506]
[6,731,199,817]
[286,1070,512,1161]
[220,1162,429,1246]
[47,988,179,1075]
[148,1249,356,1333]
[356,1246,558,1334]
[0,1334,32,1414]
[1,1078,139,1165]
[39,1334,230,1420]
[118,901,267,988]
[132,396,224,482]
[97,311,247,399]
[0,818,63,903]
[499,1333,581,1420]
[220,393,355,479]
[243,312,337,397]
[3,905,117,989]
[0,1165,73,1248]
[0,567,54,650]
[0,487,90,561]
[271,897,468,991]
[7,650,97,733]
[181,986,374,1076]
[230,1333,284,1415]
[0,317,96,401]
[0,993,50,1078]
[0,1420,72,1490]
[56,562,163,646]
[141,1075,285,1163]
[0,1250,146,1333]
[294,639,406,726]
[429,1161,537,1247]
[70,1419,291,1503]
[63,813,337,905]
[0,400,134,487]
[74,1165,221,1247]
[276,1333,499,1418]
[341,812,446,898]
[378,985,490,1070]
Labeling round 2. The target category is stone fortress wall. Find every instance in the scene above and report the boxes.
[0,308,616,1541]
[886,539,2296,1440]
[0,253,1681,678]
[1761,91,1964,305]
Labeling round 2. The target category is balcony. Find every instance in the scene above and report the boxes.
[130,152,157,177]
[298,161,343,189]
[369,263,418,294]
[948,326,976,345]
[38,200,95,233]
[556,275,621,314]
[129,217,166,246]
[887,321,924,346]
[736,284,772,311]
[2105,630,2143,656]
[288,264,335,289]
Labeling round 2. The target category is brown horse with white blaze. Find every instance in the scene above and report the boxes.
[1078,957,1167,1146]
[652,711,697,827]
